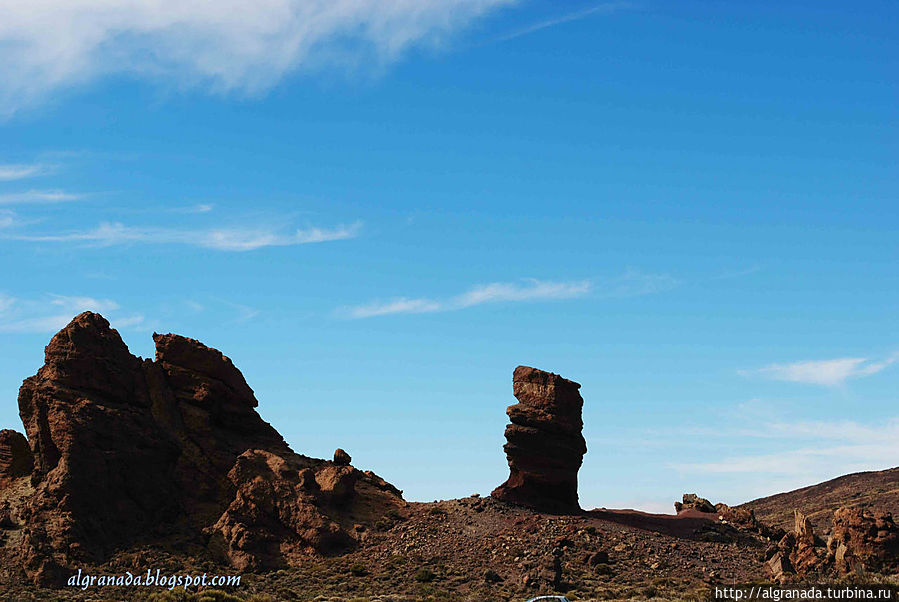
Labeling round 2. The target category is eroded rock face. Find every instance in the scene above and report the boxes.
[491,366,586,513]
[0,429,32,485]
[210,450,356,570]
[789,510,821,574]
[12,312,403,584]
[17,313,183,583]
[715,503,783,541]
[828,507,899,573]
[675,494,716,514]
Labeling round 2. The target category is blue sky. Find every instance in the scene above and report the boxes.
[0,0,896,512]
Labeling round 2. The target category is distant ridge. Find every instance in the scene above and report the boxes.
[741,467,899,531]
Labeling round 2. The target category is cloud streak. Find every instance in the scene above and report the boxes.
[0,190,82,205]
[8,220,362,251]
[742,354,898,387]
[339,270,675,318]
[495,1,632,42]
[342,279,591,319]
[0,163,48,181]
[0,0,514,116]
[671,419,899,478]
[0,293,142,334]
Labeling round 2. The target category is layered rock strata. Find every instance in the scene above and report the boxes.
[492,366,587,513]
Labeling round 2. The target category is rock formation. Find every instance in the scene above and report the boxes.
[0,429,32,486]
[333,448,351,466]
[492,366,586,513]
[761,506,899,581]
[828,507,899,573]
[715,503,783,541]
[9,312,403,584]
[764,512,819,583]
[789,510,821,574]
[675,494,716,514]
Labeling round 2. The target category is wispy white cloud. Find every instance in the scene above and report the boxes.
[218,299,260,322]
[454,279,592,308]
[342,278,591,319]
[741,354,898,387]
[495,1,632,42]
[0,0,514,116]
[0,163,48,181]
[662,415,899,505]
[0,189,82,205]
[603,269,678,297]
[341,270,676,319]
[348,297,445,318]
[172,203,214,214]
[672,422,899,477]
[0,293,142,333]
[0,210,14,229]
[7,220,361,251]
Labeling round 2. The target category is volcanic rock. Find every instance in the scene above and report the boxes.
[208,449,356,570]
[765,552,791,582]
[17,313,183,583]
[492,366,587,513]
[715,503,783,541]
[316,465,359,505]
[675,494,716,514]
[0,429,32,486]
[828,507,899,573]
[333,448,351,466]
[789,509,821,574]
[11,312,403,584]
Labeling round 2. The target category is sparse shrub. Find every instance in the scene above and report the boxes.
[196,590,243,602]
[386,508,406,521]
[374,517,393,531]
[349,562,368,576]
[414,567,436,583]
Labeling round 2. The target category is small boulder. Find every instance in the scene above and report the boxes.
[316,465,359,505]
[333,448,352,466]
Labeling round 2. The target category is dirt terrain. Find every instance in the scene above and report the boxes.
[3,489,898,601]
[0,494,770,601]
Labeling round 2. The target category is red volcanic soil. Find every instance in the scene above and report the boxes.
[588,508,725,539]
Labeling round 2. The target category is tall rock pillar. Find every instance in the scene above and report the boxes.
[491,366,586,513]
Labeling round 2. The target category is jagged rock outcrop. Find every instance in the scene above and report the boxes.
[492,366,586,513]
[715,503,784,541]
[11,312,403,584]
[764,513,817,583]
[789,510,822,574]
[675,494,716,514]
[828,507,899,573]
[0,429,32,486]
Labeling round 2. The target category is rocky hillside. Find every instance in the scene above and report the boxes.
[742,468,899,531]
